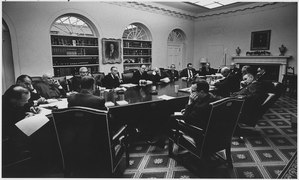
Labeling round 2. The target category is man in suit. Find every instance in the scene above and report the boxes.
[102,66,121,89]
[71,66,91,92]
[132,64,151,84]
[16,75,46,106]
[151,67,170,84]
[213,67,239,98]
[68,76,106,110]
[180,63,197,80]
[232,73,268,126]
[167,64,179,81]
[106,43,119,60]
[34,73,66,99]
[198,62,217,76]
[180,79,218,130]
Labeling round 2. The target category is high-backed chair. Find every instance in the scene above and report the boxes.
[52,106,129,177]
[169,97,245,168]
[238,82,284,127]
[122,72,134,83]
[92,72,105,86]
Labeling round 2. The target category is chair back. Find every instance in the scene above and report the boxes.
[201,97,244,156]
[52,106,114,177]
[122,72,134,83]
[92,72,105,86]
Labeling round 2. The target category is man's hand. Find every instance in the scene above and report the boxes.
[36,97,46,105]
[30,106,41,114]
[188,92,199,105]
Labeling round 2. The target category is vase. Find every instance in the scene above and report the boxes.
[279,45,286,56]
[236,47,241,56]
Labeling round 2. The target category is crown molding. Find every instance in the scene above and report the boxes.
[105,1,196,21]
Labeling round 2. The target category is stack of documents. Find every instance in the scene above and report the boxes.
[116,100,129,105]
[120,83,137,88]
[105,101,115,107]
[157,95,175,100]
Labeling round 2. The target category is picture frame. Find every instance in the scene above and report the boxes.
[102,38,122,64]
[250,30,271,50]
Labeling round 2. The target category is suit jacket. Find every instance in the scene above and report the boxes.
[183,93,218,129]
[71,76,81,92]
[167,70,179,81]
[34,81,66,99]
[180,68,196,78]
[232,81,268,126]
[67,89,106,110]
[197,67,216,76]
[102,73,120,89]
[132,71,149,84]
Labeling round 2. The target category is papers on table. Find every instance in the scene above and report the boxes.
[40,98,68,109]
[116,100,129,106]
[15,114,50,136]
[120,83,137,88]
[174,112,183,116]
[179,87,191,93]
[157,95,175,100]
[105,101,115,107]
[114,87,127,91]
[38,107,52,116]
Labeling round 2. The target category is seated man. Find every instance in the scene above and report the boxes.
[67,76,106,110]
[2,85,34,152]
[213,67,235,97]
[102,66,121,89]
[167,64,179,81]
[179,79,218,129]
[34,73,66,99]
[16,74,46,106]
[198,62,216,76]
[180,63,197,80]
[151,67,170,84]
[232,73,268,126]
[132,64,152,84]
[71,66,91,92]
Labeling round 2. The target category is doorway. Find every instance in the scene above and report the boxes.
[167,44,183,70]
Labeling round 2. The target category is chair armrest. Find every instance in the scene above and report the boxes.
[261,93,275,106]
[173,118,204,138]
[112,125,128,141]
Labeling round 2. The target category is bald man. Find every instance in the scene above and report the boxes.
[71,66,91,92]
[34,73,66,99]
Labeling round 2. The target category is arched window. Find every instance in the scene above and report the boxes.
[50,15,99,77]
[167,29,185,43]
[122,23,152,71]
[50,15,95,37]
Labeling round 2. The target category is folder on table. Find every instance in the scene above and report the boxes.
[116,100,129,105]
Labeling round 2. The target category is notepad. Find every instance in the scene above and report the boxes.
[157,95,175,100]
[105,101,115,107]
[15,114,50,136]
[178,87,191,93]
[116,100,129,105]
[120,83,137,88]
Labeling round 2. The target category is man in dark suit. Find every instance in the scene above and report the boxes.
[213,67,240,98]
[106,43,119,60]
[68,76,106,110]
[34,73,66,99]
[180,79,218,130]
[71,66,91,92]
[102,66,121,89]
[180,63,197,80]
[167,64,179,81]
[132,64,151,84]
[232,73,268,126]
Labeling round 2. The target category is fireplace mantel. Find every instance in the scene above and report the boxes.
[232,56,291,82]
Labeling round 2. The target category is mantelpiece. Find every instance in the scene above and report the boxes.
[232,56,291,82]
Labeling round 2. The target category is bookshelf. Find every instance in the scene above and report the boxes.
[123,39,152,71]
[51,34,99,76]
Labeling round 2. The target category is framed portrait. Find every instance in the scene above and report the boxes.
[250,30,271,50]
[102,38,122,64]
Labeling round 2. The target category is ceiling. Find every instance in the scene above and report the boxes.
[155,1,255,14]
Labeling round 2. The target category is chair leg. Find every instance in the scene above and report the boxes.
[225,147,233,168]
[168,139,174,157]
[125,142,129,167]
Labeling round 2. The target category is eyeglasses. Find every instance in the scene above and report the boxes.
[80,71,88,74]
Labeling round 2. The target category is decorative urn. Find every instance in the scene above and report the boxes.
[279,44,287,56]
[236,47,241,56]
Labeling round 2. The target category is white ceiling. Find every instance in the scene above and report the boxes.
[155,1,254,14]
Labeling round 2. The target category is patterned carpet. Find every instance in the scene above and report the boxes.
[120,95,297,178]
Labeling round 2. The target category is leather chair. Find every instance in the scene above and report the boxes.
[92,72,105,86]
[238,82,284,127]
[52,106,129,177]
[122,72,134,83]
[169,97,245,168]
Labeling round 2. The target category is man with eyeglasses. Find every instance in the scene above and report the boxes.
[132,64,151,84]
[102,66,121,89]
[71,67,91,92]
[34,73,66,99]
